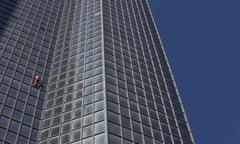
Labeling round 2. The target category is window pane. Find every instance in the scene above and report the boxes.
[94,133,104,144]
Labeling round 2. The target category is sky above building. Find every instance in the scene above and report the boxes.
[148,0,240,143]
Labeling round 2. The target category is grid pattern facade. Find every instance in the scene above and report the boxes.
[0,0,64,143]
[39,0,105,144]
[103,0,194,143]
[0,0,194,144]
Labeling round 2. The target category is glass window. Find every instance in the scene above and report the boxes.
[63,113,71,122]
[107,101,119,113]
[6,96,15,107]
[40,129,49,140]
[54,107,61,115]
[94,83,103,92]
[94,110,104,122]
[71,130,81,142]
[94,74,102,83]
[64,103,72,112]
[121,116,131,128]
[82,137,93,144]
[83,114,93,126]
[107,111,120,124]
[83,104,93,115]
[109,134,122,143]
[62,123,71,133]
[74,99,82,108]
[73,109,81,119]
[94,91,103,101]
[51,126,60,137]
[94,121,104,134]
[23,114,33,126]
[18,135,28,143]
[6,131,17,143]
[85,77,94,86]
[72,118,81,130]
[108,122,121,136]
[94,133,104,144]
[61,134,70,144]
[50,137,58,144]
[94,100,104,111]
[53,116,61,126]
[82,125,93,138]
[2,106,13,117]
[84,86,94,95]
[84,94,93,105]
[0,116,9,128]
[21,125,31,137]
[133,132,143,144]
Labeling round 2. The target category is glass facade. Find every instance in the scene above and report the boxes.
[103,0,194,143]
[39,0,104,144]
[0,0,194,144]
[0,0,64,143]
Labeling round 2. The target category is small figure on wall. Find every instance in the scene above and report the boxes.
[32,75,41,89]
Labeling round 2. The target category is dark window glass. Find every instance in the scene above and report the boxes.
[0,116,9,129]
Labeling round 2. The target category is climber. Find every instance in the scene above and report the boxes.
[32,75,41,89]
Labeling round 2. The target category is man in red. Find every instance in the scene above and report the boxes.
[32,75,41,89]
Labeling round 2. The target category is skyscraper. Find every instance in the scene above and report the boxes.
[0,0,194,144]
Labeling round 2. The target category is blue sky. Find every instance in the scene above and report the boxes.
[149,0,240,143]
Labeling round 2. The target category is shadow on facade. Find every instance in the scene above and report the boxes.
[0,0,19,35]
